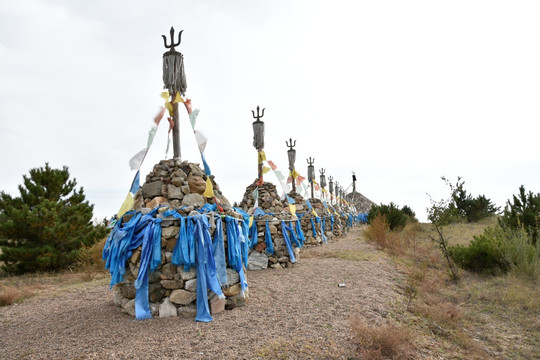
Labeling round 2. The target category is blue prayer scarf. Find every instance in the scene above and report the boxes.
[280,221,297,263]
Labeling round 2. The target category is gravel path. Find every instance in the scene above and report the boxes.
[0,227,402,359]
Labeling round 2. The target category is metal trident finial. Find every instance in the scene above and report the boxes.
[252,106,265,122]
[162,27,183,52]
[286,138,296,150]
[320,168,325,176]
[307,157,315,166]
[329,176,333,182]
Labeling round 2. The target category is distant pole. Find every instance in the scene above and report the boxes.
[307,157,315,199]
[252,106,265,182]
[162,27,187,160]
[319,168,326,198]
[353,171,356,197]
[328,176,334,205]
[286,138,297,193]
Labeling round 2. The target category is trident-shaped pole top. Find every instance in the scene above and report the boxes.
[307,157,315,166]
[328,175,333,182]
[286,138,296,150]
[320,168,325,175]
[252,106,265,122]
[162,27,183,52]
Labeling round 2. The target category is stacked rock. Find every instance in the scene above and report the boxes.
[239,181,299,269]
[110,160,248,319]
[345,191,375,214]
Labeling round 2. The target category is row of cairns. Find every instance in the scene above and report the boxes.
[111,160,359,319]
[112,160,248,319]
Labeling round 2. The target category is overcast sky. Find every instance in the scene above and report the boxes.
[1,0,539,222]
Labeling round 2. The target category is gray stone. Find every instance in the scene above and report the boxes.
[179,267,196,281]
[226,268,239,286]
[181,185,190,195]
[269,224,278,234]
[270,263,283,269]
[150,302,160,317]
[123,299,136,316]
[188,163,204,177]
[225,293,247,310]
[148,271,161,283]
[161,263,177,279]
[182,193,205,208]
[169,289,197,305]
[149,283,166,303]
[113,286,123,307]
[121,283,136,299]
[159,298,178,318]
[167,184,184,200]
[278,256,290,263]
[171,177,185,187]
[162,226,179,239]
[210,296,226,315]
[160,279,184,289]
[172,168,187,179]
[142,180,164,198]
[184,278,197,292]
[248,251,268,270]
[165,251,173,262]
[177,303,197,317]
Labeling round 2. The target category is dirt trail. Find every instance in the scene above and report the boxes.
[0,227,404,359]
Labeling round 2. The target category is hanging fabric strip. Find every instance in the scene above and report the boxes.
[320,216,328,244]
[212,216,228,286]
[264,220,274,255]
[310,217,317,238]
[280,221,297,263]
[295,218,305,246]
[330,215,335,231]
[249,222,258,249]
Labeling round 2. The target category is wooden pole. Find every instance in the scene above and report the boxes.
[172,100,181,160]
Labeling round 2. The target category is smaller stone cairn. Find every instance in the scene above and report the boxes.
[239,181,299,270]
[346,191,375,214]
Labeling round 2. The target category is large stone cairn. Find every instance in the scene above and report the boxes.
[239,181,299,269]
[112,160,247,318]
[346,191,375,214]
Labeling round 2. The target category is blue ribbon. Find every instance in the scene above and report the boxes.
[212,216,228,286]
[264,220,274,255]
[280,221,297,263]
[295,219,305,246]
[310,217,317,238]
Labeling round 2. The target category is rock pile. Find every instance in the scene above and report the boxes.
[346,191,375,213]
[109,160,248,319]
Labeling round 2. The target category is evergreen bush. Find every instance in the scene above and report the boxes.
[0,163,107,274]
[499,185,540,244]
[368,202,414,231]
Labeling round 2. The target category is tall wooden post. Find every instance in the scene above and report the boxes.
[252,106,265,182]
[286,138,297,193]
[307,157,315,199]
[162,26,187,160]
[328,176,334,205]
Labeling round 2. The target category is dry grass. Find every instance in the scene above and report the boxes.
[351,316,414,359]
[363,214,406,256]
[76,236,107,274]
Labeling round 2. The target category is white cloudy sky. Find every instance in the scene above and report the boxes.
[1,0,539,222]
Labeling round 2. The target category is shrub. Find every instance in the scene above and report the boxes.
[449,225,540,278]
[368,202,414,231]
[449,227,508,275]
[499,185,540,245]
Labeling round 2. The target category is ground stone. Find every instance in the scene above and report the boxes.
[122,299,135,316]
[142,181,164,198]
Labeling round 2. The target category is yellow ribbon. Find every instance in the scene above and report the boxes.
[203,177,215,198]
[248,216,254,228]
[258,150,266,164]
[161,91,184,116]
[262,166,271,174]
[289,169,299,179]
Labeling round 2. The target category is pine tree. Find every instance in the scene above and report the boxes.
[0,163,106,273]
[499,185,540,244]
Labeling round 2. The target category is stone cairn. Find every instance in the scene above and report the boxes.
[239,181,300,270]
[110,159,249,319]
[346,191,375,214]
